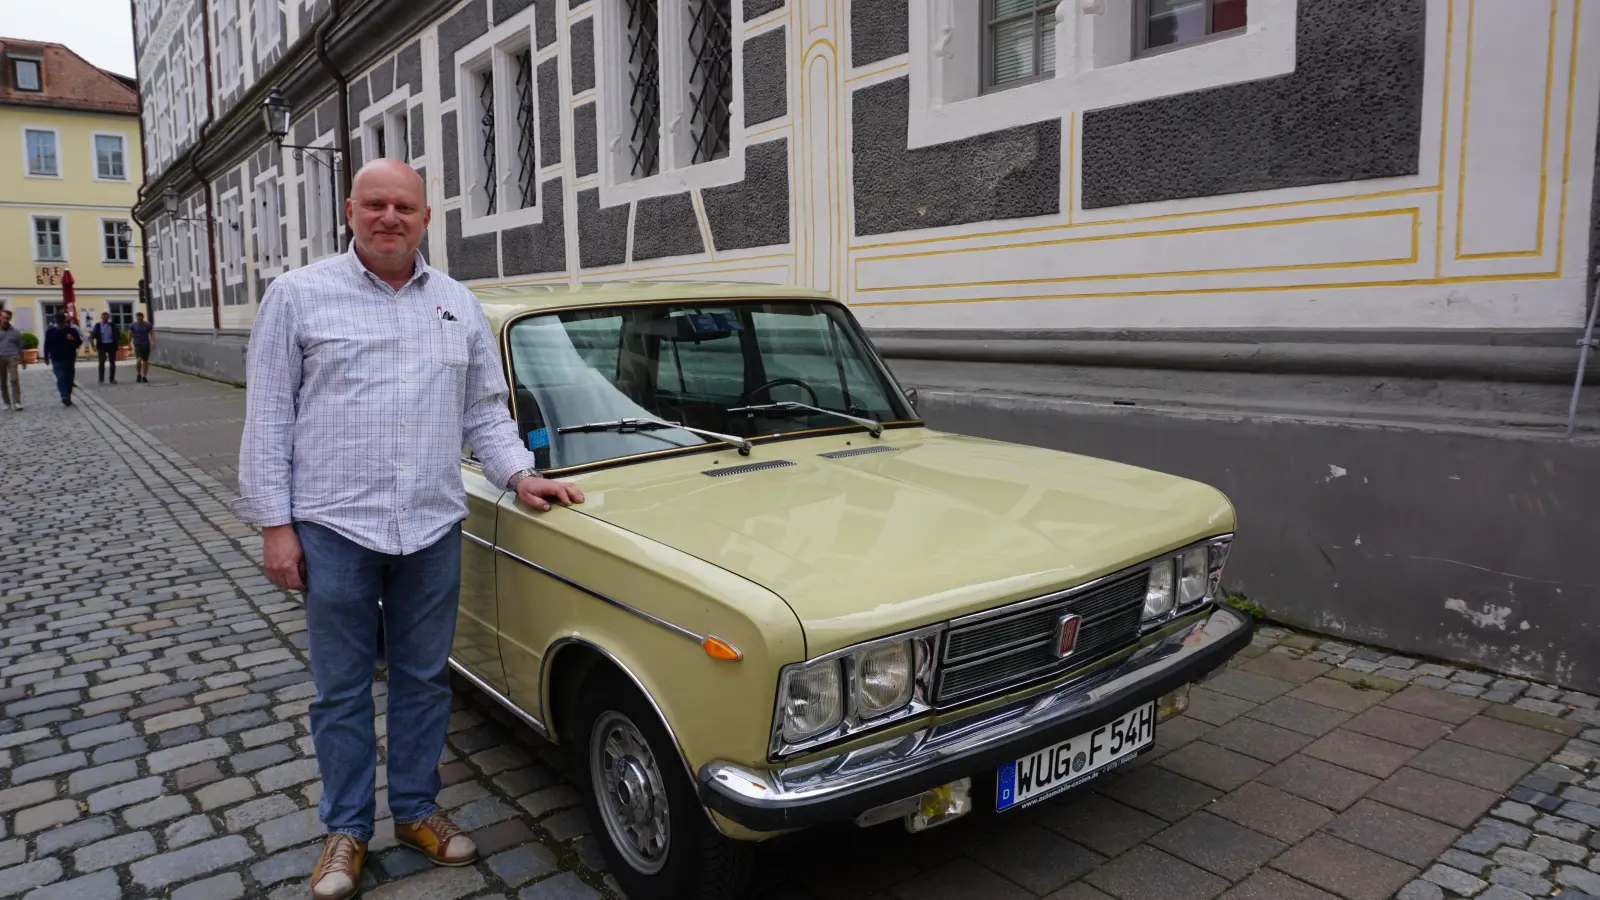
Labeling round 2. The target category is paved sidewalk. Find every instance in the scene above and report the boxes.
[1,363,1597,900]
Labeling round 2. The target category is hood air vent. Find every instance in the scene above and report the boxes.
[818,445,897,460]
[702,460,797,477]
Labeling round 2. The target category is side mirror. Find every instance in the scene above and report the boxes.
[904,387,919,410]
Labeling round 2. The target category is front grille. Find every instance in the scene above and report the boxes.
[935,570,1150,704]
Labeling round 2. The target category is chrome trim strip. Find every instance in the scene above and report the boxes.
[462,531,495,550]
[493,546,705,645]
[447,657,549,739]
[702,607,1248,809]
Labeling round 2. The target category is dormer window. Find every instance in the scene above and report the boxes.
[12,57,41,92]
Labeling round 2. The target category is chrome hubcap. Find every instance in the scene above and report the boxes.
[591,711,670,874]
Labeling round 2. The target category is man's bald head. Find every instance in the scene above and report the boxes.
[346,159,430,270]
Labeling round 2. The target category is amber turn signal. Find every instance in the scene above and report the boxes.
[702,636,742,661]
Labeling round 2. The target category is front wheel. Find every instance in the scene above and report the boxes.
[568,670,753,900]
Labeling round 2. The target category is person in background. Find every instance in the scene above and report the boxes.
[130,312,154,383]
[90,311,122,384]
[0,309,23,410]
[42,314,82,406]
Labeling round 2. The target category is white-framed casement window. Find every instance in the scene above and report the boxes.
[101,218,133,264]
[254,170,284,271]
[32,215,65,262]
[176,219,194,295]
[454,10,545,234]
[592,0,744,205]
[303,147,339,261]
[257,0,283,57]
[93,133,128,181]
[216,0,242,93]
[152,73,170,165]
[191,213,209,305]
[219,190,245,284]
[22,127,59,177]
[171,44,191,140]
[189,20,207,124]
[11,56,42,92]
[362,91,412,164]
[907,0,1292,149]
[108,301,134,328]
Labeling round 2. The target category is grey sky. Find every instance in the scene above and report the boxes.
[0,1,137,78]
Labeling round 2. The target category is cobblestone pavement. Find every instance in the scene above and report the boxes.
[1,363,1597,900]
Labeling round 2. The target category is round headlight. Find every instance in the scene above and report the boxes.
[1144,558,1175,620]
[856,642,914,718]
[1178,546,1209,604]
[780,660,843,742]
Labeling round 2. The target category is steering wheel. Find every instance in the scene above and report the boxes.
[743,377,821,407]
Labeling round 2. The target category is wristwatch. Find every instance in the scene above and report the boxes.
[508,468,538,491]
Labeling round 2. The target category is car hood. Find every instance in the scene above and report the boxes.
[570,428,1235,657]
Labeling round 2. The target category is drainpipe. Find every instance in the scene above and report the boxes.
[129,0,153,326]
[314,0,353,250]
[197,0,221,332]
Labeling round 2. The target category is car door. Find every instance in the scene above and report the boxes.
[457,447,510,695]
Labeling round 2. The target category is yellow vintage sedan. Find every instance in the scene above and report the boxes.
[453,282,1251,900]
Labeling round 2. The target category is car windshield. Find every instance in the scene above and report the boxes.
[503,299,915,470]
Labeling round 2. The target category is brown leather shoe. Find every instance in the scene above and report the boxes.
[310,834,366,900]
[394,812,478,866]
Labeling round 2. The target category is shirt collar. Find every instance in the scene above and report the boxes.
[346,243,430,291]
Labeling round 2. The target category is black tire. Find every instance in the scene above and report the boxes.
[568,669,754,900]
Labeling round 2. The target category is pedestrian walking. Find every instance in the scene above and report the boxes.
[41,314,82,406]
[89,312,122,384]
[234,159,583,900]
[130,312,154,382]
[0,309,24,410]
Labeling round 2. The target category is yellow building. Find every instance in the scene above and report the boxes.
[0,38,142,349]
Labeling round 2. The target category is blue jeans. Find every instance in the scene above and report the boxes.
[50,358,74,400]
[296,520,462,841]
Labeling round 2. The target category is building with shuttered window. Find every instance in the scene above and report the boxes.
[129,0,1600,687]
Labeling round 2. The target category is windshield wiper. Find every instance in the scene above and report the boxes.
[556,417,754,456]
[726,401,884,438]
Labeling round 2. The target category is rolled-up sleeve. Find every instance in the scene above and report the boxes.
[461,298,538,489]
[233,278,302,526]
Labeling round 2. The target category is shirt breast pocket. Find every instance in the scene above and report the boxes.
[434,321,469,368]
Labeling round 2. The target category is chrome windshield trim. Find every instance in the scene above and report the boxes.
[447,657,548,739]
[493,545,705,645]
[701,606,1247,808]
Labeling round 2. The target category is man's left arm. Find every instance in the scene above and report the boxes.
[459,301,583,511]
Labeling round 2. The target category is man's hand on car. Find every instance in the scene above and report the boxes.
[517,476,584,512]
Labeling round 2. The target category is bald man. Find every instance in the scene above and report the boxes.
[235,159,582,900]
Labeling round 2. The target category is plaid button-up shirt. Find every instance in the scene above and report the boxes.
[233,247,537,555]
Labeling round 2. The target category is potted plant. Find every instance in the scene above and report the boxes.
[20,332,38,364]
[116,329,132,361]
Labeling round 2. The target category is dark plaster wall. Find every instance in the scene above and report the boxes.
[502,179,567,275]
[852,78,1060,235]
[348,75,372,124]
[536,0,555,48]
[446,209,499,280]
[745,27,787,125]
[150,329,249,385]
[439,2,490,102]
[578,188,628,268]
[574,103,597,177]
[410,106,427,159]
[704,139,790,251]
[1081,0,1426,209]
[395,41,423,94]
[852,0,908,68]
[443,112,460,197]
[494,0,534,23]
[746,0,784,19]
[571,18,596,94]
[539,58,562,165]
[370,58,396,101]
[632,194,704,261]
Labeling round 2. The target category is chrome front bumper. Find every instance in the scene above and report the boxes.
[697,605,1252,832]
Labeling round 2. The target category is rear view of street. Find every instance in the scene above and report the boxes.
[0,365,1596,900]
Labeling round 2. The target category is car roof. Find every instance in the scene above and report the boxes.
[469,280,839,333]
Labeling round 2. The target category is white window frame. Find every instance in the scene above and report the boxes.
[453,8,551,237]
[361,87,413,166]
[100,218,134,264]
[302,133,341,261]
[219,189,245,285]
[905,0,1295,150]
[188,19,208,126]
[171,43,191,140]
[21,126,61,178]
[254,169,285,272]
[11,55,42,92]
[257,0,282,57]
[31,215,66,262]
[176,217,194,292]
[107,301,134,329]
[216,0,242,93]
[92,132,130,182]
[591,0,746,207]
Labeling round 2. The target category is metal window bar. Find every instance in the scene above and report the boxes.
[513,48,539,209]
[625,0,662,177]
[983,0,1059,93]
[687,0,733,164]
[479,67,498,215]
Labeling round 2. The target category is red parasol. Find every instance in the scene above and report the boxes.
[61,269,77,325]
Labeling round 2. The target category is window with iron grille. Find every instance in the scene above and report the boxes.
[622,0,661,178]
[453,8,550,234]
[686,0,733,164]
[512,48,538,210]
[477,66,498,216]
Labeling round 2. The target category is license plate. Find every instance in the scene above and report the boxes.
[996,701,1156,812]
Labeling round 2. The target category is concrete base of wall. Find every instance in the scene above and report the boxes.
[905,385,1600,691]
[151,328,250,385]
